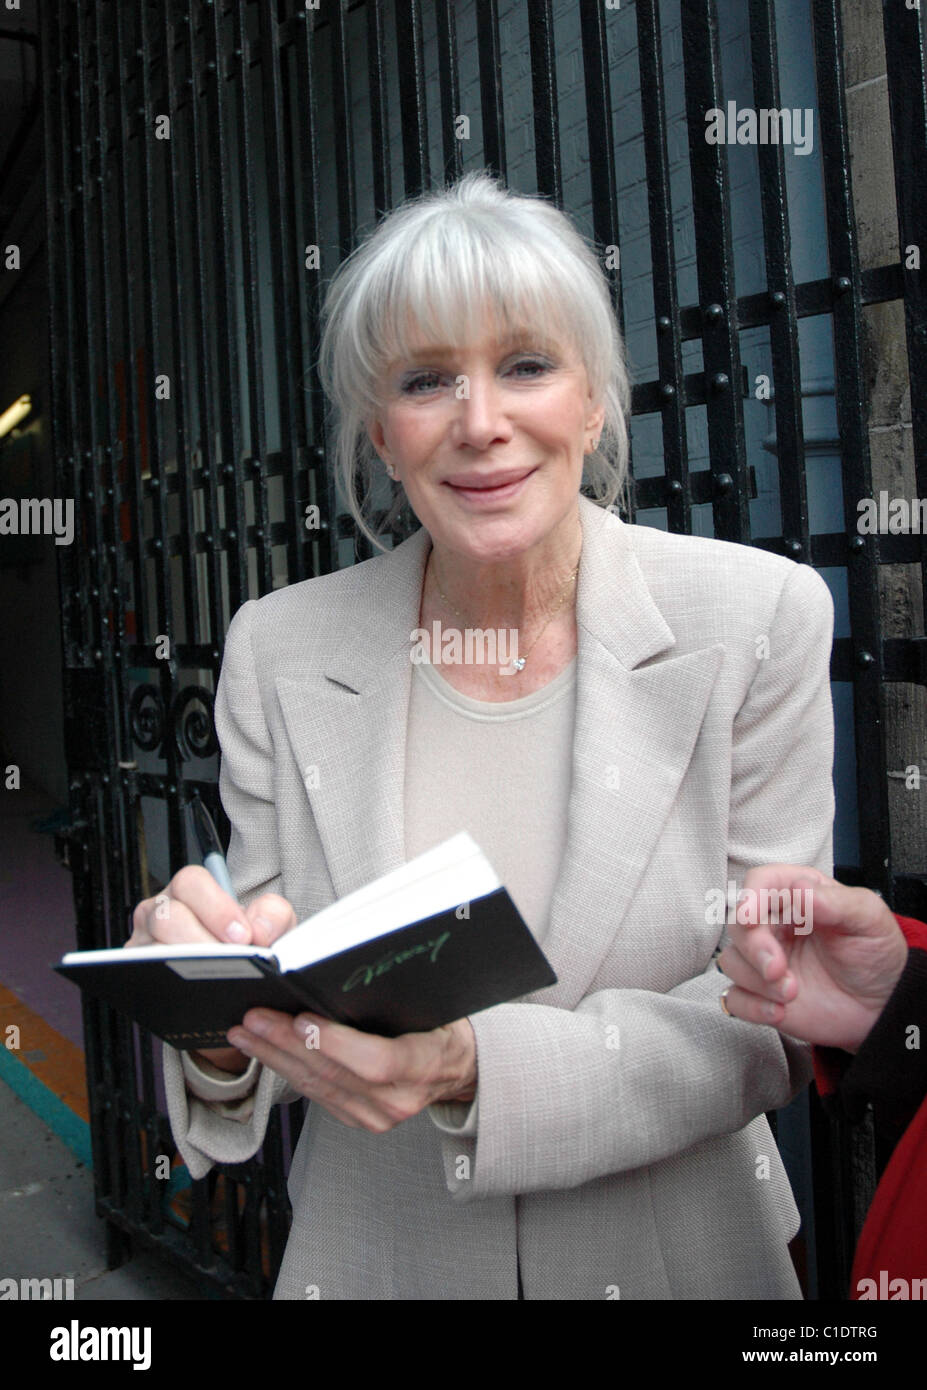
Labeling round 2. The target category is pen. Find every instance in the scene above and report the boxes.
[186,792,236,898]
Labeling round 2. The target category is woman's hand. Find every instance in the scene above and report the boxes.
[127,867,299,1071]
[718,864,909,1052]
[225,1008,478,1131]
[127,865,298,949]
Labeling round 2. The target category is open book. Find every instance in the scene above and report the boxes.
[54,831,557,1049]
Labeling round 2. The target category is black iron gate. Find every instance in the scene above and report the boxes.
[41,0,927,1299]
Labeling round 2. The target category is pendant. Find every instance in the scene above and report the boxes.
[510,656,526,672]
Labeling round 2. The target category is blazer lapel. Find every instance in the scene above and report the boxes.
[274,524,430,902]
[533,500,724,1008]
[275,496,723,1008]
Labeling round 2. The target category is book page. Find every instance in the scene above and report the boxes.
[273,831,501,974]
[59,943,277,966]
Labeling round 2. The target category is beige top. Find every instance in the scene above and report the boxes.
[405,655,577,940]
[405,654,577,1133]
[181,655,578,1134]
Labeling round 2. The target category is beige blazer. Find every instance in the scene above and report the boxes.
[162,493,835,1300]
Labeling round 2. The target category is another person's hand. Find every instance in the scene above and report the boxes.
[717,865,909,1052]
[127,866,298,1071]
[224,1008,478,1131]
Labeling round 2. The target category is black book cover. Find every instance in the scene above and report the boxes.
[54,885,557,1049]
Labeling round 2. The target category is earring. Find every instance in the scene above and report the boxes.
[385,463,397,480]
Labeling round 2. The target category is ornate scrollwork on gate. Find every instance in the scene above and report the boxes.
[128,683,164,752]
[171,685,218,762]
[128,682,217,762]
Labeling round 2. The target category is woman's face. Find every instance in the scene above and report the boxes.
[367,310,605,566]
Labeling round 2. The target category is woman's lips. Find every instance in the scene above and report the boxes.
[443,468,537,505]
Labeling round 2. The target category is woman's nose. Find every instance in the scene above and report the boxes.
[451,372,513,449]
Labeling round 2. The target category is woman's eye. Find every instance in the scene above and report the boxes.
[508,357,551,378]
[401,372,443,394]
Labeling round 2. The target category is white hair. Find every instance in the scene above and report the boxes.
[316,170,631,553]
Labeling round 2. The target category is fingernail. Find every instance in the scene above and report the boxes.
[226,921,249,943]
[763,1002,781,1020]
[758,950,775,979]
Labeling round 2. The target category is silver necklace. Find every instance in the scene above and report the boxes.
[430,551,580,673]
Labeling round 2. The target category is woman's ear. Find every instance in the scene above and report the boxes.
[586,398,606,439]
[366,416,392,466]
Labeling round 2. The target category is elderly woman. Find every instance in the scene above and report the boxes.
[129,171,835,1300]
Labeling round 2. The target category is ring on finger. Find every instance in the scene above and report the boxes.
[720,987,733,1017]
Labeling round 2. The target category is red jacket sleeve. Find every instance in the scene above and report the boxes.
[812,915,927,1130]
[807,915,927,1299]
